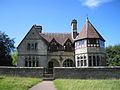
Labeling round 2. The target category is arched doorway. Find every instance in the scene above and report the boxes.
[48,61,53,68]
[48,59,60,68]
[46,59,60,74]
[63,59,74,67]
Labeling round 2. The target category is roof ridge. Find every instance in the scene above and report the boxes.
[40,33,71,34]
[39,32,74,46]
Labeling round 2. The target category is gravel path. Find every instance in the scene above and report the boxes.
[29,81,57,90]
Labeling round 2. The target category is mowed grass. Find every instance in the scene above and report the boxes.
[0,76,42,90]
[54,79,120,90]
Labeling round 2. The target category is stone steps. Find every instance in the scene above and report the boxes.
[43,77,55,81]
[43,74,53,77]
[43,74,54,81]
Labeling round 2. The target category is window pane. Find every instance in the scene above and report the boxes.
[25,61,28,67]
[27,43,30,50]
[84,56,86,59]
[93,56,96,66]
[36,61,39,67]
[89,56,92,66]
[97,56,99,66]
[35,43,38,50]
[63,59,74,67]
[81,56,83,59]
[33,61,35,67]
[81,60,83,66]
[29,61,31,67]
[84,60,87,66]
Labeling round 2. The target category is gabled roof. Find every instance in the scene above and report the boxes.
[17,25,42,49]
[39,33,74,46]
[76,20,105,41]
[63,38,73,45]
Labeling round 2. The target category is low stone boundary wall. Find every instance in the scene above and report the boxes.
[54,67,120,79]
[0,67,44,78]
[1,66,120,79]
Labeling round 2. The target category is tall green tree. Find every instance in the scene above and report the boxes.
[0,31,15,66]
[106,45,120,66]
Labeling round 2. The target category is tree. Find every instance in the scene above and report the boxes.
[0,31,15,66]
[106,45,120,66]
[11,51,18,66]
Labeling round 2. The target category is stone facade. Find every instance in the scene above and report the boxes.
[17,25,75,68]
[17,26,48,67]
[17,19,106,68]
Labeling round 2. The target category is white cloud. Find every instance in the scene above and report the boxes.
[80,0,112,8]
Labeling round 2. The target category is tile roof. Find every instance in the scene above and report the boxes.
[76,20,105,41]
[39,33,74,46]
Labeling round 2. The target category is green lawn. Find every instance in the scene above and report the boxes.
[54,79,120,90]
[0,76,42,90]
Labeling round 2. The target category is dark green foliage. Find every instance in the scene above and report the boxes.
[106,45,120,66]
[0,31,15,66]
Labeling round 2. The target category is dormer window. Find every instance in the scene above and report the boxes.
[49,38,58,52]
[64,39,73,51]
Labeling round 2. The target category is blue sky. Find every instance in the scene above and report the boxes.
[0,0,120,47]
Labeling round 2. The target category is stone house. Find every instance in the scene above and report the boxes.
[17,18,106,68]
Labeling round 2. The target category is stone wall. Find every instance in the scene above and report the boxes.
[0,67,44,78]
[54,67,120,79]
[1,66,120,79]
